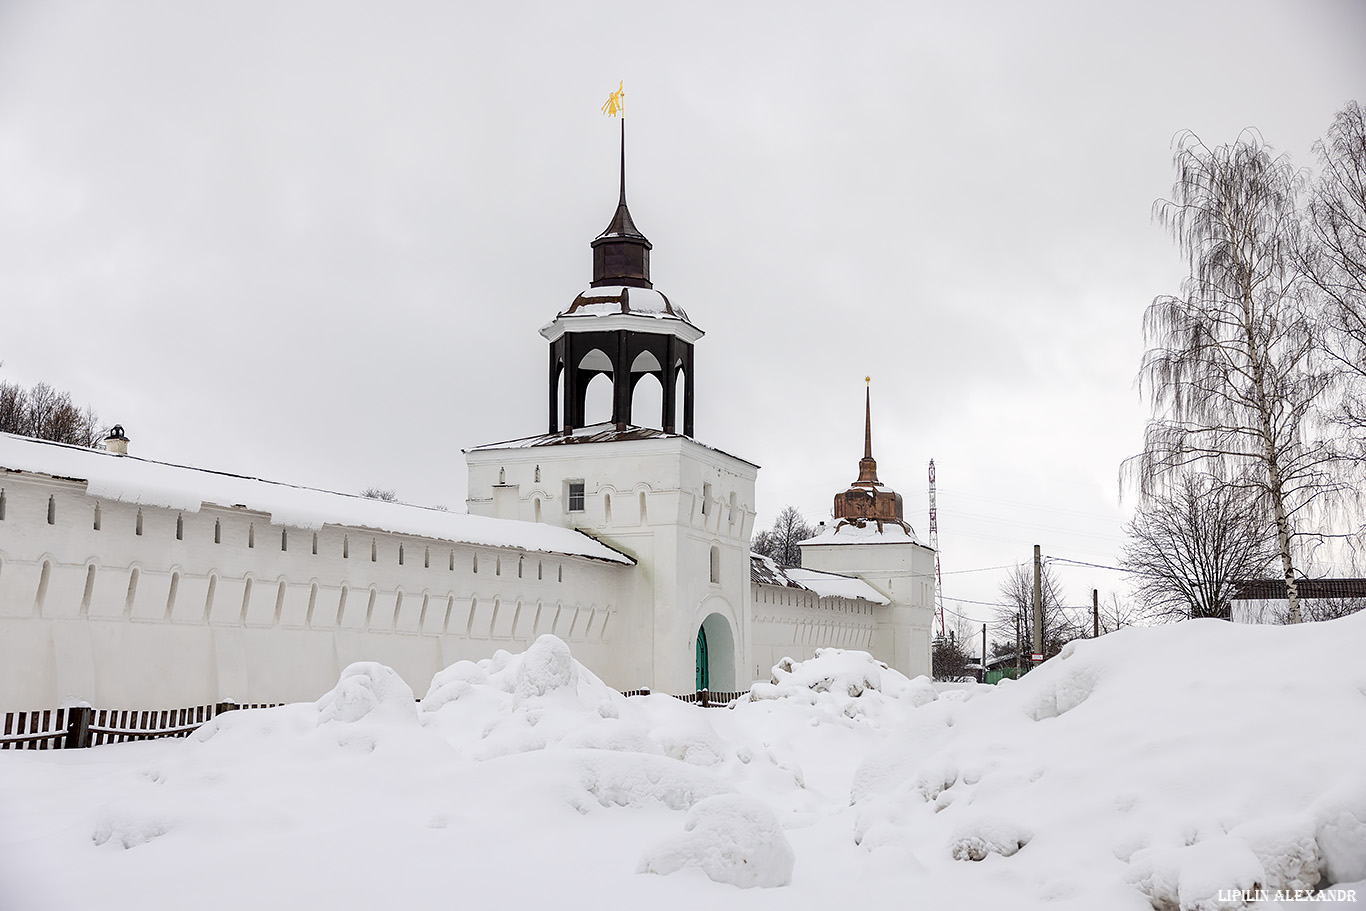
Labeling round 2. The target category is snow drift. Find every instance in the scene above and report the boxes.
[3,618,1366,911]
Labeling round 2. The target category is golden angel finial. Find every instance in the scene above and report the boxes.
[601,81,625,117]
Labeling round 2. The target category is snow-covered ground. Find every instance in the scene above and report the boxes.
[3,617,1365,910]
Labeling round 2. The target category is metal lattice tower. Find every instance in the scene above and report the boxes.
[928,459,945,637]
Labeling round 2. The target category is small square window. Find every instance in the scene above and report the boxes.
[568,482,585,512]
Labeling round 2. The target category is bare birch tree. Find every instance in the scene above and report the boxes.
[1126,131,1341,623]
[1121,473,1277,620]
[1305,101,1366,473]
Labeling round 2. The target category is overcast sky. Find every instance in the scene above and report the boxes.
[1,1,1362,630]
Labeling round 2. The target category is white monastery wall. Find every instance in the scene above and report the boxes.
[0,468,630,711]
[748,581,880,681]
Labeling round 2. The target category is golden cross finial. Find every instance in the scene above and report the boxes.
[865,376,871,385]
[601,81,625,118]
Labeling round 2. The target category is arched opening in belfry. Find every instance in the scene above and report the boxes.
[552,363,565,431]
[630,372,663,431]
[575,348,614,427]
[672,364,687,435]
[583,372,614,426]
[695,612,736,691]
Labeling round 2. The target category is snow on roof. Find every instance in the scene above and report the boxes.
[784,567,890,605]
[749,554,889,605]
[749,553,805,589]
[799,518,930,548]
[0,433,633,565]
[559,285,691,322]
[467,423,760,468]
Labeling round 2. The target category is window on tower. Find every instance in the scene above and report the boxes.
[568,481,585,512]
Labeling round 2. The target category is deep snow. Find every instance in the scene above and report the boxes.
[2,617,1365,910]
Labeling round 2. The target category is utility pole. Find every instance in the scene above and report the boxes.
[981,623,987,685]
[928,460,945,637]
[1093,588,1100,638]
[1032,544,1044,663]
[1014,614,1021,675]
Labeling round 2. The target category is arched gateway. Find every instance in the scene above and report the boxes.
[695,612,736,691]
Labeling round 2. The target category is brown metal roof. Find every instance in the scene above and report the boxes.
[465,423,760,468]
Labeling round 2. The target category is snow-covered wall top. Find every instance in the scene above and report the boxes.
[749,554,889,605]
[784,568,890,605]
[0,433,632,565]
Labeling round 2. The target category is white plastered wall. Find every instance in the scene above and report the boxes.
[748,582,882,681]
[466,435,757,692]
[0,473,629,711]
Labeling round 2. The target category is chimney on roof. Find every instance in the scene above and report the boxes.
[105,425,129,456]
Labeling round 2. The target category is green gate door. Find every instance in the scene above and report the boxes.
[695,626,709,690]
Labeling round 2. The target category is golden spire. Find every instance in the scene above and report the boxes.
[856,379,880,485]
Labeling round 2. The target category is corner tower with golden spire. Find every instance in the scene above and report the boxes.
[798,379,936,680]
[830,378,909,532]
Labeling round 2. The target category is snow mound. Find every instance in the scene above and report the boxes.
[419,636,628,759]
[576,752,733,811]
[513,634,578,698]
[1315,783,1366,884]
[316,662,418,725]
[848,612,1366,907]
[92,804,174,849]
[950,819,1032,861]
[1126,836,1266,911]
[638,794,795,888]
[749,648,932,724]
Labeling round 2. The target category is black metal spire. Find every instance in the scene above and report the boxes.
[591,118,652,287]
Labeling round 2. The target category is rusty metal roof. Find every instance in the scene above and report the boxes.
[465,423,759,468]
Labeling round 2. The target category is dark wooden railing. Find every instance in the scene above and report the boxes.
[0,701,280,751]
[1,687,748,752]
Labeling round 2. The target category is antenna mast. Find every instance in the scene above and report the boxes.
[928,459,945,637]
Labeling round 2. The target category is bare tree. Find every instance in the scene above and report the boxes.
[932,633,972,682]
[1121,473,1277,620]
[0,371,102,448]
[26,382,64,440]
[1126,130,1341,623]
[1096,591,1149,634]
[993,563,1080,660]
[78,406,103,448]
[933,614,982,681]
[0,381,29,435]
[751,505,814,567]
[1305,101,1366,475]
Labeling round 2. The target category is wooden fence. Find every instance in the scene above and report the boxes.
[621,688,751,707]
[0,702,279,751]
[1,688,751,752]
